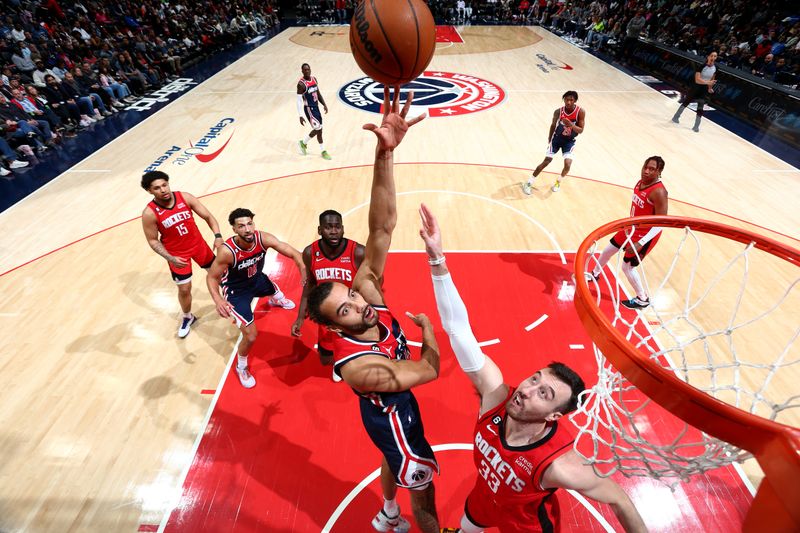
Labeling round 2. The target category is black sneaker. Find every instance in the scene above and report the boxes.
[621,297,650,309]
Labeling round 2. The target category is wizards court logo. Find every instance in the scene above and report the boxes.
[339,72,505,117]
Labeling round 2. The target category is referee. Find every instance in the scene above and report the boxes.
[672,50,718,132]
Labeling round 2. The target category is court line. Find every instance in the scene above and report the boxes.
[156,335,241,533]
[63,169,112,173]
[320,442,614,533]
[477,338,501,347]
[560,31,800,174]
[525,314,549,331]
[2,161,798,278]
[341,189,569,265]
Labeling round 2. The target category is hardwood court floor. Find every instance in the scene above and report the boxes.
[0,26,797,532]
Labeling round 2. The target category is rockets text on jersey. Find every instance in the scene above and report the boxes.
[629,179,666,217]
[147,191,204,254]
[311,238,358,288]
[472,387,574,504]
[221,232,267,289]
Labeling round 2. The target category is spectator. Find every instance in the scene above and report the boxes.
[41,74,93,128]
[0,93,54,152]
[0,134,30,176]
[32,60,60,87]
[63,71,111,118]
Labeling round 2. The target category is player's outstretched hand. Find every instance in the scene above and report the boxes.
[405,311,432,330]
[290,318,303,337]
[418,203,444,260]
[363,86,425,153]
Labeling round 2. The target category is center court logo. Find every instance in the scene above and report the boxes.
[339,72,506,117]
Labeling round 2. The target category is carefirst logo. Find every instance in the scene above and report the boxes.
[144,118,235,172]
[339,72,505,117]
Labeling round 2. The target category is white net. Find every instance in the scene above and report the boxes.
[570,223,800,483]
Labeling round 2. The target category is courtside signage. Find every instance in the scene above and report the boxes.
[144,118,235,172]
[339,72,506,117]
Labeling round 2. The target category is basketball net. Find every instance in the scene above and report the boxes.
[569,219,800,485]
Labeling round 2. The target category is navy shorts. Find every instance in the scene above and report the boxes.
[304,106,323,130]
[359,392,439,489]
[546,135,576,159]
[223,273,277,327]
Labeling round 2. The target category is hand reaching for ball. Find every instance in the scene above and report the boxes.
[363,86,425,153]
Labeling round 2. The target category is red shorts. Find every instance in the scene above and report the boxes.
[168,240,215,283]
[464,478,560,532]
[610,229,661,267]
[317,324,336,356]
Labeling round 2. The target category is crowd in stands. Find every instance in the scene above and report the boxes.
[1,0,279,177]
[301,0,799,90]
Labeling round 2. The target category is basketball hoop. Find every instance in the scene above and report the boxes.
[571,215,800,532]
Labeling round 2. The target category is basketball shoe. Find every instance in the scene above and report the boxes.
[236,366,256,388]
[522,180,533,195]
[321,150,332,160]
[551,180,561,192]
[621,296,650,309]
[371,509,410,533]
[178,314,197,338]
[299,140,308,155]
[269,296,296,310]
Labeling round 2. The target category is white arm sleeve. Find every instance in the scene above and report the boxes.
[637,226,662,246]
[296,94,305,117]
[431,272,486,372]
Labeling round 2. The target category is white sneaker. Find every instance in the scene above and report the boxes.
[177,314,197,338]
[551,181,561,192]
[269,296,295,310]
[371,509,410,533]
[522,181,533,195]
[0,167,10,177]
[9,160,29,169]
[236,366,256,388]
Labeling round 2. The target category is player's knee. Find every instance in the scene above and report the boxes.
[177,282,192,295]
[244,328,258,344]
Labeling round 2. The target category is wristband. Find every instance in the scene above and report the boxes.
[214,233,222,239]
[428,255,446,266]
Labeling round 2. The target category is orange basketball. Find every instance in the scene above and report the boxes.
[349,0,436,85]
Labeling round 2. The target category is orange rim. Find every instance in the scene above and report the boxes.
[574,215,800,525]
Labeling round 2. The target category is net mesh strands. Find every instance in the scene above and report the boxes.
[571,216,800,530]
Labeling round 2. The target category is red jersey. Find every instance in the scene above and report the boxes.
[469,388,574,530]
[310,238,358,288]
[629,179,666,217]
[147,191,204,255]
[331,306,412,409]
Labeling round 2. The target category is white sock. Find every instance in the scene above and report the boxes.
[592,243,619,277]
[183,312,193,318]
[460,512,485,533]
[271,283,284,301]
[303,135,311,144]
[383,496,399,516]
[319,143,326,152]
[622,263,647,300]
[237,354,248,369]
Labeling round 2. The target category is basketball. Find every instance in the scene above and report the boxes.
[349,0,436,85]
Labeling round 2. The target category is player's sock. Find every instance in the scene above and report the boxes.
[237,354,248,369]
[592,243,618,277]
[319,143,326,152]
[183,312,193,319]
[383,496,399,516]
[303,135,311,144]
[622,262,647,300]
